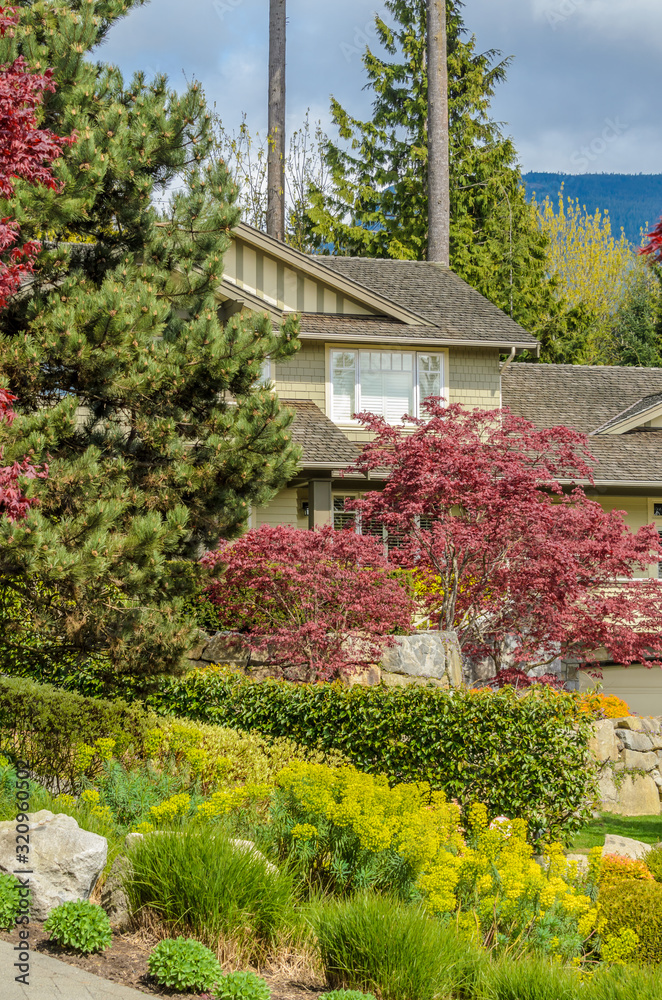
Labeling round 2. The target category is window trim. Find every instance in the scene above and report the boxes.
[648,498,662,579]
[325,344,449,425]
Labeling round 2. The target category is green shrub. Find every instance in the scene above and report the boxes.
[597,880,662,964]
[147,937,221,993]
[0,874,22,931]
[0,676,154,791]
[214,970,271,1000]
[147,672,595,842]
[43,900,112,953]
[312,893,487,1000]
[125,826,296,962]
[318,993,377,1000]
[643,844,662,882]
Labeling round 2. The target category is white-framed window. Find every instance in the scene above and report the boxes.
[329,349,446,424]
[259,358,272,385]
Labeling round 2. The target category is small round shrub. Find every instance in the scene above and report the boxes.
[215,970,271,1000]
[598,880,662,964]
[148,937,221,993]
[598,853,653,890]
[43,899,112,953]
[644,844,662,883]
[0,874,22,931]
[319,993,377,1000]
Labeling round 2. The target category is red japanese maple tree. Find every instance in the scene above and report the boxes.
[0,6,71,308]
[640,217,662,264]
[347,400,662,676]
[0,387,46,519]
[202,523,415,680]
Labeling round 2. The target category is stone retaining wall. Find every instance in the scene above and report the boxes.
[590,715,662,816]
[188,629,463,688]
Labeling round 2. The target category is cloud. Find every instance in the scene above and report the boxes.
[98,0,659,174]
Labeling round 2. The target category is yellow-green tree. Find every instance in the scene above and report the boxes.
[533,190,650,365]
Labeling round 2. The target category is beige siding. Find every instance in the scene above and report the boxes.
[579,665,662,717]
[449,347,501,409]
[596,496,652,578]
[255,488,301,528]
[274,342,326,407]
[223,236,374,315]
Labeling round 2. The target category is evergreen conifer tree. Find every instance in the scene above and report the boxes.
[0,1,300,686]
[306,0,556,337]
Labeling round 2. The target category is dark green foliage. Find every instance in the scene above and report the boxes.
[215,971,271,1000]
[597,880,662,964]
[607,264,662,366]
[0,874,22,931]
[126,826,296,962]
[147,937,222,993]
[0,1,300,686]
[0,675,154,792]
[43,900,112,954]
[313,893,487,1000]
[308,0,558,339]
[147,675,596,842]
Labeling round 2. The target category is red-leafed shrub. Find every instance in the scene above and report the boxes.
[348,401,662,677]
[202,524,415,680]
[0,387,46,520]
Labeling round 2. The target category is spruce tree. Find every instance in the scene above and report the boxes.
[307,0,555,336]
[0,1,300,687]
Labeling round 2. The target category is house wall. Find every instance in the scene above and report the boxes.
[595,495,657,578]
[274,342,326,407]
[449,347,501,409]
[253,488,305,530]
[579,665,662,717]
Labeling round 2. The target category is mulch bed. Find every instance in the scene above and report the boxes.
[0,923,328,1000]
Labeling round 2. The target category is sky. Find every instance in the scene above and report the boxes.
[98,0,662,176]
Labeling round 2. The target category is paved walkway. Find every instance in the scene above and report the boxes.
[1,941,148,999]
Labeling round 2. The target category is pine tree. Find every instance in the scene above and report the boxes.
[306,0,554,335]
[0,1,301,687]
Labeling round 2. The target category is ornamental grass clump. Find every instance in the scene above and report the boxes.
[126,825,296,962]
[313,893,487,1000]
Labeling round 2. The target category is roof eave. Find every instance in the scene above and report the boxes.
[299,331,538,350]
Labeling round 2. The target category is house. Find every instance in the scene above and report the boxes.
[220,223,537,532]
[218,223,662,712]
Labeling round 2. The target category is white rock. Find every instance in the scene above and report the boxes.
[0,811,107,919]
[602,834,652,861]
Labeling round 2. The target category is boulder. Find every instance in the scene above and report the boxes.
[613,716,646,733]
[0,811,107,919]
[199,631,250,666]
[622,749,659,771]
[381,671,449,689]
[589,720,620,762]
[602,834,652,861]
[345,665,382,687]
[379,631,462,687]
[601,774,661,816]
[100,855,132,931]
[565,853,590,874]
[614,729,654,753]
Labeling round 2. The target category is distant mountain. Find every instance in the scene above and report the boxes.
[522,173,662,246]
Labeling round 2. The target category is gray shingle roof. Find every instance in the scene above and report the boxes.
[298,313,468,345]
[282,399,359,468]
[502,364,662,484]
[312,257,538,348]
[592,392,662,435]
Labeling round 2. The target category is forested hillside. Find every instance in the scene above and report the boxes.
[523,173,662,245]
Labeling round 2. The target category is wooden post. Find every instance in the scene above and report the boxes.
[267,0,286,241]
[426,0,450,265]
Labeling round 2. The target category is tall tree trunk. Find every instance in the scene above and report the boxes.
[267,0,286,241]
[426,0,450,265]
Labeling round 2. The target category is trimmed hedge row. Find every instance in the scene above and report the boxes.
[147,672,597,841]
[0,676,155,790]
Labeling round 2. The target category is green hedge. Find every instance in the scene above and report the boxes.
[0,676,154,790]
[146,672,596,842]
